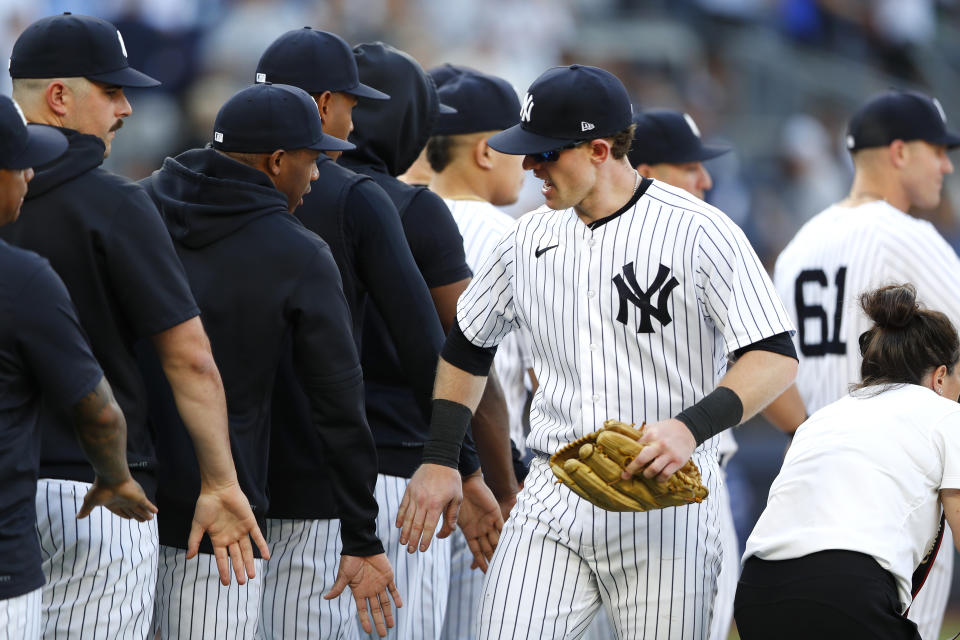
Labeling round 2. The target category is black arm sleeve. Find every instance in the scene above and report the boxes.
[291,247,383,557]
[351,180,444,423]
[733,331,797,360]
[441,322,497,376]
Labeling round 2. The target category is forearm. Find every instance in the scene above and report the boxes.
[153,319,237,489]
[71,378,132,485]
[719,350,798,422]
[470,367,519,501]
[761,383,807,434]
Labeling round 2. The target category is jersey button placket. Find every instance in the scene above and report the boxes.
[581,225,604,426]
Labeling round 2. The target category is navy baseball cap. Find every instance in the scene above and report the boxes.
[846,89,960,152]
[428,63,476,89]
[487,64,633,156]
[433,71,520,136]
[628,110,730,166]
[0,95,67,169]
[213,83,354,154]
[10,13,159,87]
[255,27,389,100]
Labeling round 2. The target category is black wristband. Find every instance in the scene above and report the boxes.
[421,398,473,469]
[675,387,744,446]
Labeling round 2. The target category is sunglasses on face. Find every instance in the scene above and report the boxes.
[529,140,586,163]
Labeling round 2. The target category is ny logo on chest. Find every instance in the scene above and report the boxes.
[612,262,679,333]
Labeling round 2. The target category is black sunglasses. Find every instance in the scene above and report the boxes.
[529,140,587,163]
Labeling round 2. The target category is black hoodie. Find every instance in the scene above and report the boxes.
[140,148,382,556]
[339,43,479,477]
[0,128,199,498]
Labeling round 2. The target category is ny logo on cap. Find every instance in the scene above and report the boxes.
[933,97,947,124]
[117,30,128,58]
[520,93,534,123]
[684,113,701,138]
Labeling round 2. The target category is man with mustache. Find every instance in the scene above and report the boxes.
[1,13,264,639]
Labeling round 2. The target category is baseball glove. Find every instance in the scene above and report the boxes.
[549,420,708,512]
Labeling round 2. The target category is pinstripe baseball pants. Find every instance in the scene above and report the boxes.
[36,478,157,640]
[478,458,721,640]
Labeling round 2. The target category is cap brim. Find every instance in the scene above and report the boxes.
[488,123,575,155]
[439,102,457,115]
[943,130,960,149]
[346,82,390,100]
[87,66,161,88]
[8,124,68,169]
[307,132,355,152]
[696,143,732,162]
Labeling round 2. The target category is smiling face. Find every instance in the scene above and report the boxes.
[522,143,597,210]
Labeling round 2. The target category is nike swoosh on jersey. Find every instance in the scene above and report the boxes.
[535,244,559,258]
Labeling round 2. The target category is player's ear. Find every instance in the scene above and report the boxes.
[588,138,611,164]
[45,80,70,117]
[267,149,285,177]
[888,139,908,169]
[475,138,494,170]
[314,91,334,117]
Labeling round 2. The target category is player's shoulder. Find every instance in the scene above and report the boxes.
[0,239,50,282]
[642,179,736,229]
[446,199,516,231]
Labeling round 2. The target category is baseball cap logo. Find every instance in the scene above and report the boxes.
[214,131,223,143]
[684,113,701,138]
[581,121,595,132]
[520,93,534,123]
[256,73,267,84]
[933,97,947,124]
[116,30,128,58]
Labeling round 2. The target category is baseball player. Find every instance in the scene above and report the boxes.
[425,68,530,640]
[772,89,960,640]
[340,42,512,640]
[0,94,155,640]
[141,83,400,639]
[398,64,798,640]
[2,14,264,639]
[253,28,441,640]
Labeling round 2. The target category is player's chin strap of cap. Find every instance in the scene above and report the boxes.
[906,511,946,616]
[675,387,744,445]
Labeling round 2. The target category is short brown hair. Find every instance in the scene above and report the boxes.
[855,284,959,389]
[608,124,636,160]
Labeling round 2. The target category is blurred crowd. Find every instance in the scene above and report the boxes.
[2,0,959,264]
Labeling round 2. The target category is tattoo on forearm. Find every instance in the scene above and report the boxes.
[71,378,130,484]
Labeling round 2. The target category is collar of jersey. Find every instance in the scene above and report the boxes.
[587,177,651,230]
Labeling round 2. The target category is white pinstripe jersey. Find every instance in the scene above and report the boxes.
[445,198,533,448]
[456,178,794,473]
[774,200,960,415]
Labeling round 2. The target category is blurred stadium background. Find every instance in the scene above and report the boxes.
[4,1,960,637]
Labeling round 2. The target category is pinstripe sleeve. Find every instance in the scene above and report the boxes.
[884,220,960,331]
[696,213,795,354]
[456,227,518,349]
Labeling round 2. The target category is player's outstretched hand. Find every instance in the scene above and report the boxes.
[396,463,462,554]
[187,482,270,586]
[78,475,158,522]
[458,472,504,573]
[325,553,402,638]
[621,418,696,483]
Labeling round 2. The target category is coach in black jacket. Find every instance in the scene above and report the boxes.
[141,83,399,639]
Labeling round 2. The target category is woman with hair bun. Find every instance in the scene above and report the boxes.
[734,284,960,640]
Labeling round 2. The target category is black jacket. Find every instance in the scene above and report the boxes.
[141,148,381,556]
[341,42,478,477]
[268,155,444,518]
[0,128,199,499]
